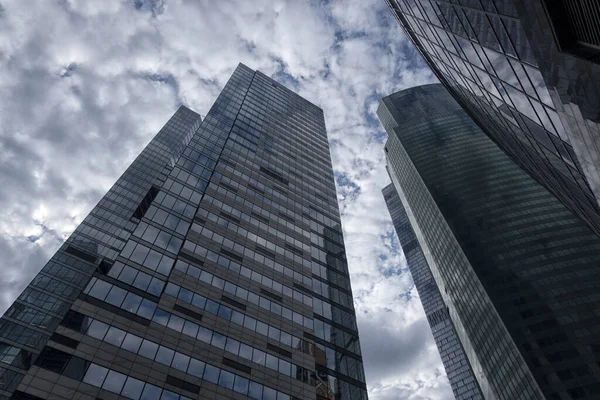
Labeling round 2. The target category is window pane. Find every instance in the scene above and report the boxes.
[239,343,253,360]
[211,332,226,349]
[141,383,162,400]
[83,364,109,387]
[87,320,109,340]
[104,327,126,347]
[187,358,205,378]
[121,333,143,353]
[155,346,175,365]
[203,364,220,384]
[233,375,249,395]
[218,369,235,390]
[147,278,165,297]
[197,327,213,343]
[265,354,278,371]
[263,386,278,400]
[122,293,142,314]
[137,299,157,319]
[122,377,145,400]
[252,349,266,366]
[167,314,185,332]
[225,338,240,355]
[161,390,180,400]
[102,370,127,394]
[182,320,199,338]
[171,352,190,372]
[139,340,159,359]
[248,381,263,400]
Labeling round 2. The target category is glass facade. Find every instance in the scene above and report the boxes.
[0,64,367,400]
[380,84,600,400]
[382,184,483,400]
[385,0,600,238]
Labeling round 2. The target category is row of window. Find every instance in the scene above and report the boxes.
[107,262,165,297]
[201,185,311,253]
[84,277,158,319]
[166,280,313,330]
[120,240,175,276]
[82,315,314,386]
[174,258,311,307]
[181,238,311,288]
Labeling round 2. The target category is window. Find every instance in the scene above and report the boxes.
[83,364,109,387]
[102,370,127,394]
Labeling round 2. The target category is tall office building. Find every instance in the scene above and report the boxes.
[385,0,600,238]
[0,64,367,400]
[380,84,600,400]
[382,184,483,400]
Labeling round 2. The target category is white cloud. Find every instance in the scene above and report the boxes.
[0,0,447,398]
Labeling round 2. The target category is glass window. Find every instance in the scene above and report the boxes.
[248,381,263,400]
[156,255,174,275]
[122,376,145,400]
[265,354,278,371]
[218,369,235,390]
[147,278,164,297]
[252,349,266,366]
[102,370,127,394]
[155,346,175,366]
[182,320,199,338]
[104,327,126,347]
[119,266,138,285]
[121,293,142,314]
[239,343,253,361]
[231,310,245,326]
[133,273,152,291]
[144,250,162,271]
[89,279,111,300]
[191,294,206,309]
[203,364,220,384]
[162,390,180,400]
[243,316,257,331]
[171,352,190,372]
[256,321,268,336]
[87,320,109,340]
[280,331,292,347]
[263,386,277,400]
[106,286,127,307]
[139,340,159,360]
[217,305,232,320]
[167,314,185,332]
[83,364,109,387]
[152,308,170,326]
[225,338,240,355]
[233,375,249,395]
[121,333,143,353]
[137,299,157,319]
[141,383,162,400]
[197,327,213,343]
[211,332,226,349]
[205,299,220,315]
[187,358,205,378]
[278,359,291,376]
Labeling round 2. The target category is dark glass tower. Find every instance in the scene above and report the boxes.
[382,184,483,400]
[380,84,600,400]
[0,64,367,400]
[385,0,600,238]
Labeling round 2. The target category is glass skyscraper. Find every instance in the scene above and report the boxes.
[382,184,483,400]
[380,83,600,400]
[0,64,367,400]
[385,0,600,238]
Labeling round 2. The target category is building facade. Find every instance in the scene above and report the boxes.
[385,0,600,238]
[0,64,367,400]
[382,184,483,400]
[380,84,600,400]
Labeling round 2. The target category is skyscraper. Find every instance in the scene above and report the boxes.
[385,0,600,238]
[0,64,367,400]
[382,184,483,400]
[380,84,600,400]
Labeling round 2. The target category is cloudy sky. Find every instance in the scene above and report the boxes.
[0,0,450,398]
